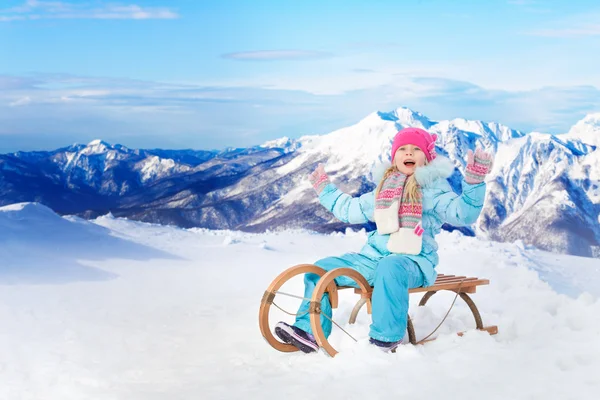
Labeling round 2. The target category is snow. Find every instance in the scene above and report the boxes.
[81,139,112,156]
[565,113,600,146]
[434,118,524,143]
[378,106,435,129]
[260,136,300,153]
[136,155,191,183]
[1,204,600,399]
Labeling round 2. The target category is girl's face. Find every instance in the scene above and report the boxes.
[393,144,427,175]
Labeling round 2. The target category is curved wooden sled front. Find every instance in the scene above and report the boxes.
[259,264,338,352]
[309,268,372,357]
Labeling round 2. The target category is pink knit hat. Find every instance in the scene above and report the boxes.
[391,127,438,162]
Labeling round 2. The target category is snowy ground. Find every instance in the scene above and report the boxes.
[1,202,600,400]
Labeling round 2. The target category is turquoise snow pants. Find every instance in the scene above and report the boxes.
[293,252,425,343]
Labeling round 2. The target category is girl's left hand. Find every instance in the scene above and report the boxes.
[465,148,494,184]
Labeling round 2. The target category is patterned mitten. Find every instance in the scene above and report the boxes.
[465,148,493,184]
[309,164,331,194]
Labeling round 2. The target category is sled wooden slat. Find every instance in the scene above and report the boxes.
[435,275,468,282]
[339,275,490,295]
[410,278,489,294]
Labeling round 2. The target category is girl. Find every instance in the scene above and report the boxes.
[274,127,493,353]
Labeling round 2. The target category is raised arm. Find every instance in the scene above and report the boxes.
[309,164,374,224]
[432,148,493,226]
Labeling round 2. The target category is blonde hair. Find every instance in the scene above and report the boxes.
[375,162,425,203]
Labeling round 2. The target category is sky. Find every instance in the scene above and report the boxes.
[1,0,600,152]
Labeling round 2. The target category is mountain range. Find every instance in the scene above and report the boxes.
[1,107,598,257]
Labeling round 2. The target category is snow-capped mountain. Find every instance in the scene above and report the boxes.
[564,113,600,146]
[0,107,598,257]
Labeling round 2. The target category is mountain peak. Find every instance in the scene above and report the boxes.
[376,106,434,129]
[579,112,600,126]
[86,139,111,148]
[80,139,117,156]
[565,112,600,145]
[260,136,299,152]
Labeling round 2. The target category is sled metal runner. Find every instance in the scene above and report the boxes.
[259,264,498,357]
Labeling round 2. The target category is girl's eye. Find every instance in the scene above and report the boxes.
[414,148,421,151]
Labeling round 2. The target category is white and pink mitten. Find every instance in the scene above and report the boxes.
[465,148,494,184]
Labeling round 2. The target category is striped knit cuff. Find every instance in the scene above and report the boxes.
[309,173,331,194]
[465,158,492,184]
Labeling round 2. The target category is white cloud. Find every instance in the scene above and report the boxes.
[9,96,32,107]
[222,50,333,61]
[0,15,26,21]
[523,10,600,37]
[0,1,178,21]
[1,73,599,153]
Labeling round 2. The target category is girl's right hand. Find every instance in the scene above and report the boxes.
[309,163,330,194]
[310,163,326,180]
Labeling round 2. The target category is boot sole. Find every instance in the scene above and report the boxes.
[369,338,401,353]
[275,324,318,354]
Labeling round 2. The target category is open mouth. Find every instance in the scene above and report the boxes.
[403,161,416,167]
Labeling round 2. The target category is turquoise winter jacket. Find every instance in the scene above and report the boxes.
[316,156,487,287]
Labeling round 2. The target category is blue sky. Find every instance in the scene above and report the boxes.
[1,0,599,152]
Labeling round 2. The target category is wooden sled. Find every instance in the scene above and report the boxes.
[259,264,498,357]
